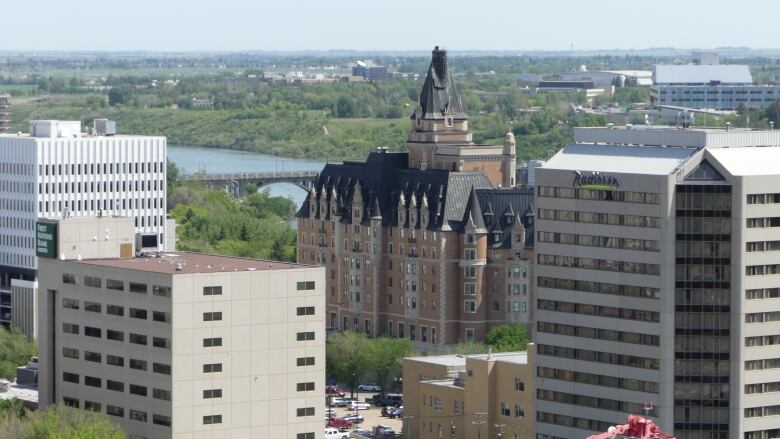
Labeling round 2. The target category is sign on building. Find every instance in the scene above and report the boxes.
[36,221,58,258]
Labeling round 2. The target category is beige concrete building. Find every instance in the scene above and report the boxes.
[37,221,325,439]
[403,347,534,439]
[534,126,780,439]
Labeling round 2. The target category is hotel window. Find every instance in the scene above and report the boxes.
[106,305,124,316]
[106,355,124,367]
[464,266,476,278]
[296,407,315,417]
[464,300,476,313]
[62,298,79,310]
[203,311,223,321]
[501,402,511,416]
[84,351,101,363]
[296,281,316,290]
[203,286,222,296]
[296,307,315,316]
[84,301,101,312]
[129,308,147,319]
[297,434,316,439]
[62,372,79,383]
[62,347,79,359]
[107,380,124,392]
[515,405,525,418]
[129,333,147,345]
[203,389,223,399]
[84,326,101,338]
[153,414,171,427]
[130,384,147,397]
[62,273,77,284]
[129,282,147,294]
[84,376,101,388]
[203,363,222,373]
[152,285,171,297]
[129,409,147,423]
[296,382,315,392]
[153,311,171,322]
[296,332,315,341]
[296,357,315,366]
[106,279,124,291]
[465,328,475,342]
[464,249,476,259]
[153,388,171,401]
[153,337,171,349]
[84,401,101,412]
[203,337,222,347]
[515,378,525,391]
[107,330,124,341]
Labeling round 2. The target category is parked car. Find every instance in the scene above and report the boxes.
[381,406,395,417]
[329,397,349,407]
[347,401,371,410]
[350,430,373,438]
[342,413,364,424]
[388,406,404,419]
[327,417,353,429]
[326,385,346,397]
[373,394,403,407]
[325,408,337,419]
[357,383,382,392]
[324,427,350,439]
[372,425,396,438]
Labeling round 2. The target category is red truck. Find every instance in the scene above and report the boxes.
[326,417,353,429]
[326,385,346,397]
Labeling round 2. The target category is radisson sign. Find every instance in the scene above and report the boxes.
[572,171,620,190]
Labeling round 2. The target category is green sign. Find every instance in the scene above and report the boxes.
[36,221,57,258]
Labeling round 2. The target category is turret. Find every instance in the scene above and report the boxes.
[502,132,517,187]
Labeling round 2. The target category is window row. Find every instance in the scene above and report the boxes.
[537,321,660,346]
[538,186,661,204]
[499,401,525,418]
[537,366,659,394]
[746,312,780,324]
[537,276,659,300]
[61,347,170,375]
[537,208,661,228]
[537,231,659,252]
[747,288,780,300]
[745,405,780,418]
[62,397,170,426]
[536,411,613,434]
[62,372,169,400]
[41,161,164,177]
[61,323,170,349]
[40,178,163,195]
[747,264,780,276]
[747,217,780,228]
[745,381,780,395]
[62,275,170,297]
[747,193,780,204]
[61,298,169,322]
[746,335,780,347]
[537,389,658,417]
[746,358,780,371]
[747,241,780,252]
[537,254,660,276]
[537,299,660,323]
[536,344,660,370]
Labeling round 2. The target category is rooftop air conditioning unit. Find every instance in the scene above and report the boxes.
[94,119,117,136]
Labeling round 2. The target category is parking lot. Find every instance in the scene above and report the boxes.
[328,391,403,436]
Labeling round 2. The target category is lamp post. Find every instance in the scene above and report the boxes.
[450,422,456,439]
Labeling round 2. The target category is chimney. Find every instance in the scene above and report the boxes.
[432,46,448,80]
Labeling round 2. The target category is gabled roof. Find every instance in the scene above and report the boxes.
[412,46,467,121]
[475,188,534,249]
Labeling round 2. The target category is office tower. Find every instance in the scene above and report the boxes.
[37,216,326,439]
[0,119,166,333]
[534,126,780,439]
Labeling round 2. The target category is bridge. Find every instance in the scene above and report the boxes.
[180,170,320,196]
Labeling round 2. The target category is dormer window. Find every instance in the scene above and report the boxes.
[506,216,513,225]
[445,116,453,127]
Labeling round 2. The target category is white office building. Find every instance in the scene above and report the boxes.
[534,126,780,439]
[37,219,326,439]
[0,120,166,331]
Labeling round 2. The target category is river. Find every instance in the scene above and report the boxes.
[167,144,326,208]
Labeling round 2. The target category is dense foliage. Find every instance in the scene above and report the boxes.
[0,327,36,380]
[168,182,297,261]
[326,331,412,397]
[0,403,125,439]
[486,324,530,352]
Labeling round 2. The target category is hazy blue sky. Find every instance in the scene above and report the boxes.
[5,0,779,52]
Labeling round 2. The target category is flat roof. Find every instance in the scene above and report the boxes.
[0,380,38,404]
[406,351,528,367]
[707,147,780,176]
[73,251,314,275]
[653,64,752,84]
[406,355,467,368]
[544,143,697,175]
[574,127,780,149]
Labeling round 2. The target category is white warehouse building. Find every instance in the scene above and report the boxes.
[0,120,167,334]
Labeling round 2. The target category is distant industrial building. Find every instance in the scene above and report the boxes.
[352,61,388,81]
[559,69,653,87]
[534,80,610,102]
[651,53,780,110]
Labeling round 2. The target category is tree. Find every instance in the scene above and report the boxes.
[107,85,134,106]
[486,324,529,352]
[166,159,179,192]
[336,96,356,118]
[0,403,125,439]
[326,331,370,398]
[0,327,36,380]
[244,183,258,195]
[366,337,413,394]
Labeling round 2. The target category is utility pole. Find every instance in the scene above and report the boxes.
[494,423,506,439]
[472,412,488,439]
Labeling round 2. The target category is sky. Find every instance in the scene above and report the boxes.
[4,0,780,52]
